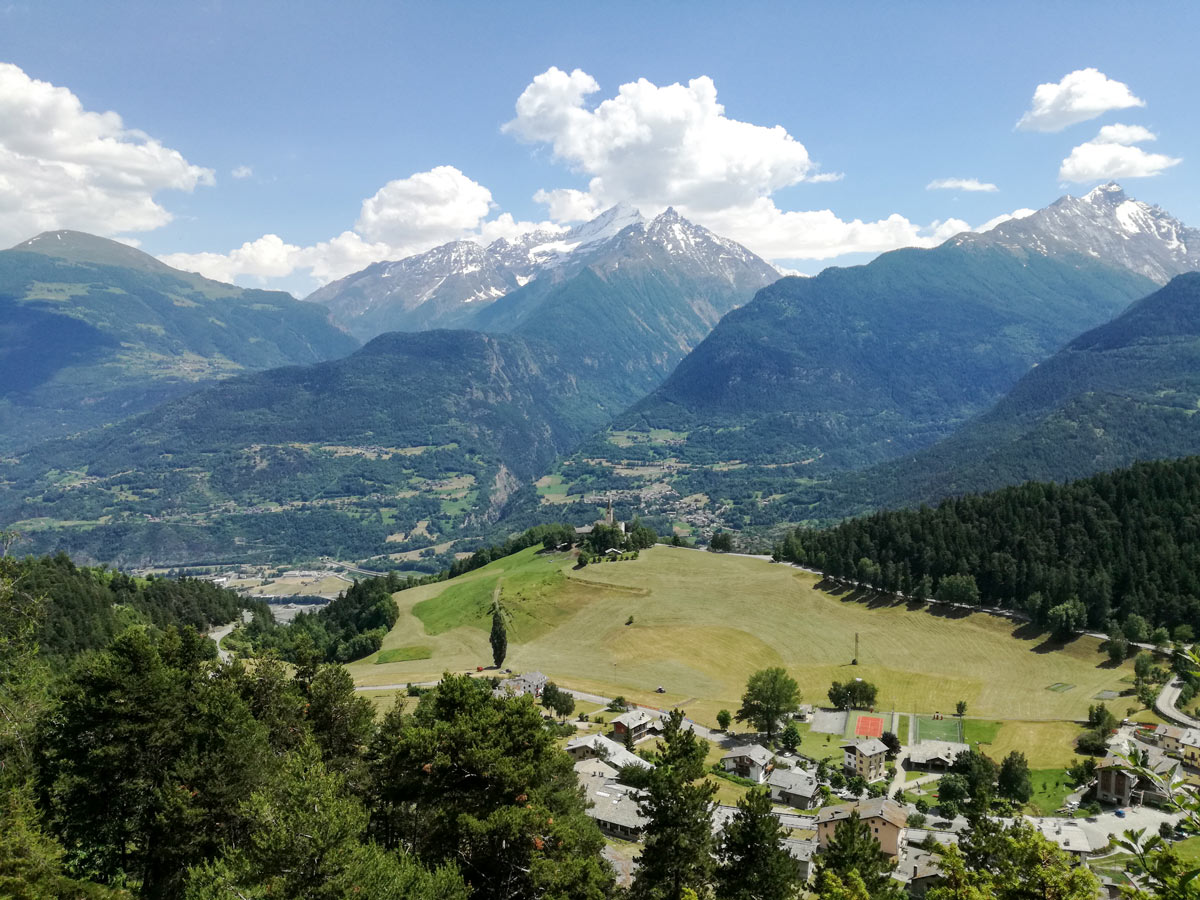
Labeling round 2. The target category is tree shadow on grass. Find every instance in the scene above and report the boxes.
[924,604,972,620]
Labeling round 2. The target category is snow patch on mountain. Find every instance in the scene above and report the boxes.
[307,204,778,338]
[956,182,1200,284]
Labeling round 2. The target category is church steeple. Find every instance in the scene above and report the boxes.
[606,497,614,526]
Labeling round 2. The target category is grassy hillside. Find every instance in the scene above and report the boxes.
[0,231,358,453]
[350,545,1133,725]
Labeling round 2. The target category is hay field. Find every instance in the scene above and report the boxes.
[347,545,1130,726]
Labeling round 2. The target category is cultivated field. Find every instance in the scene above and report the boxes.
[347,545,1132,724]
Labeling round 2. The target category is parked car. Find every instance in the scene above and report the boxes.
[1115,809,1127,818]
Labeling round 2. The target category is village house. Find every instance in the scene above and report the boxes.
[1181,732,1200,768]
[898,846,943,896]
[1151,724,1189,755]
[795,704,814,723]
[906,740,969,771]
[781,839,818,884]
[611,709,657,743]
[580,778,647,840]
[841,738,889,782]
[1095,751,1174,807]
[565,733,651,770]
[493,670,548,699]
[767,766,821,809]
[1030,818,1101,861]
[720,744,775,782]
[815,797,907,858]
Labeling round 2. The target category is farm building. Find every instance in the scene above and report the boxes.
[494,670,548,699]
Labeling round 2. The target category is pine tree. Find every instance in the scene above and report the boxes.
[632,709,717,900]
[714,787,802,900]
[813,811,903,899]
[489,606,506,668]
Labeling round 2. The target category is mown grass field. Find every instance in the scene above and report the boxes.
[348,546,1133,727]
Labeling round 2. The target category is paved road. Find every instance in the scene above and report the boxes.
[207,620,238,663]
[1155,677,1200,728]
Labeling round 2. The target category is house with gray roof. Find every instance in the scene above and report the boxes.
[565,733,651,770]
[767,766,821,809]
[841,738,888,782]
[583,780,648,839]
[721,744,775,782]
[907,740,969,771]
[611,708,657,743]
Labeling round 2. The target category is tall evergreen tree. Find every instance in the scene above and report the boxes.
[632,709,717,900]
[715,787,802,900]
[364,674,613,900]
[489,605,507,668]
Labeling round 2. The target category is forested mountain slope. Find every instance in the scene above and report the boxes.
[801,272,1200,517]
[0,231,358,453]
[775,455,1200,635]
[471,208,780,412]
[0,330,606,566]
[536,237,1154,539]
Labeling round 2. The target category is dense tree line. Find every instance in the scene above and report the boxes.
[775,457,1200,634]
[0,552,242,660]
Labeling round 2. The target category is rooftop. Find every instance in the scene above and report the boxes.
[721,744,774,766]
[815,797,907,829]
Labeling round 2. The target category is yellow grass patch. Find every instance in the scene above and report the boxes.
[350,546,1132,725]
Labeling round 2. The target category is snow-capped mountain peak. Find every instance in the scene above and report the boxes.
[958,183,1199,284]
[306,204,777,339]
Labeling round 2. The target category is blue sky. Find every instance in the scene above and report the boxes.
[2,1,1196,293]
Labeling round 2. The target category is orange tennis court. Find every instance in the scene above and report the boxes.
[854,715,885,738]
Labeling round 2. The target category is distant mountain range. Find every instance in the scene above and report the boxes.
[548,183,1195,536]
[5,182,1200,566]
[310,204,779,417]
[307,204,772,340]
[0,231,358,453]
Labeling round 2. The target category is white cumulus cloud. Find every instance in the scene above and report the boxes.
[1059,124,1181,183]
[231,165,253,179]
[1094,123,1157,145]
[355,166,494,247]
[1016,68,1145,132]
[977,208,1038,232]
[926,177,999,192]
[506,67,977,261]
[506,67,821,214]
[159,166,563,288]
[0,62,214,247]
